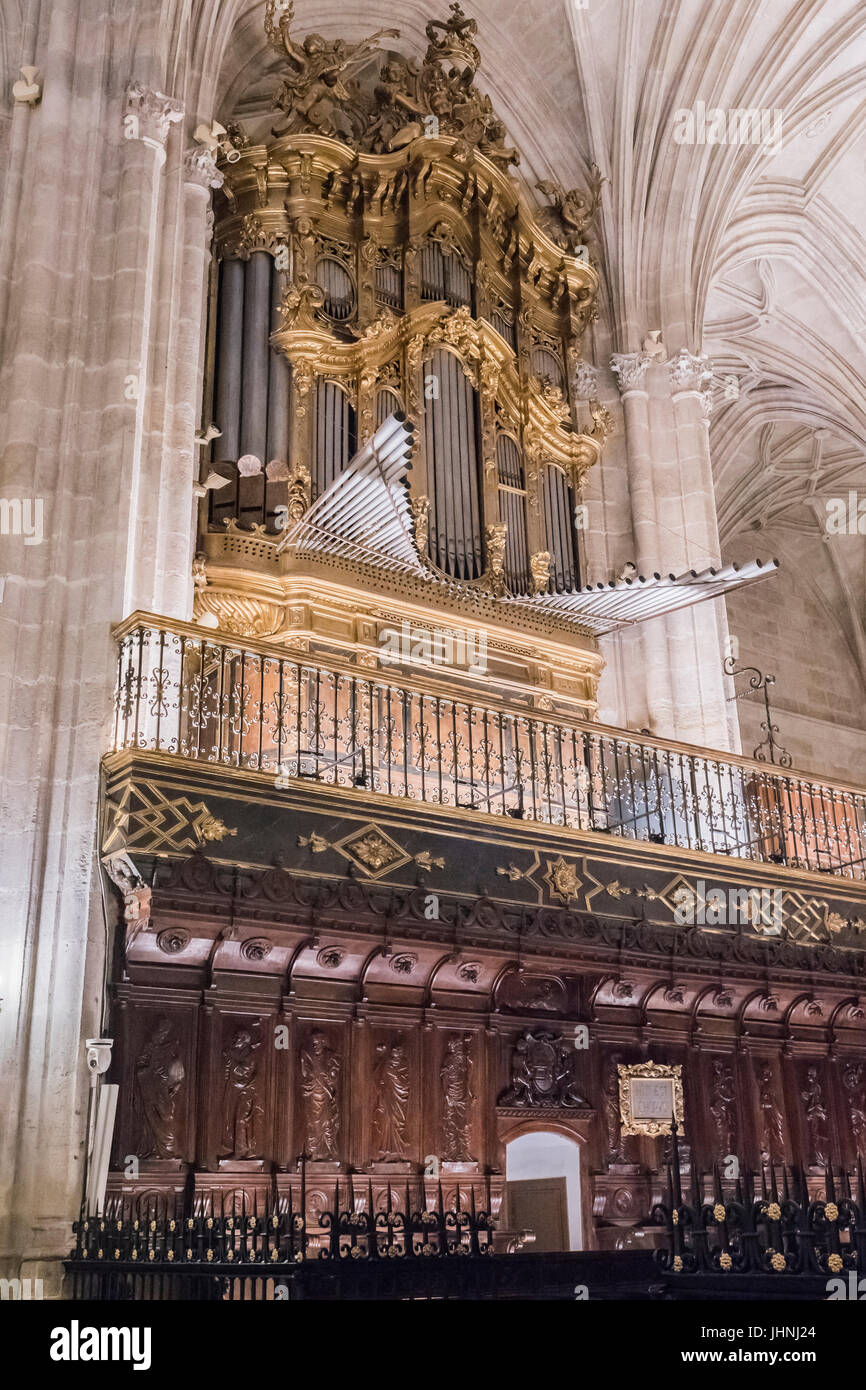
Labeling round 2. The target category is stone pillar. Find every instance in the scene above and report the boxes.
[151,145,223,620]
[610,351,676,737]
[609,347,737,752]
[117,84,184,616]
[0,59,188,1291]
[610,352,656,572]
[667,350,735,749]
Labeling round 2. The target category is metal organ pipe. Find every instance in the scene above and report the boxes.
[267,261,291,469]
[240,251,271,464]
[314,381,355,500]
[496,435,529,592]
[543,465,580,591]
[424,348,483,580]
[213,258,244,464]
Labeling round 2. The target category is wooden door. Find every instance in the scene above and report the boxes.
[505,1176,569,1252]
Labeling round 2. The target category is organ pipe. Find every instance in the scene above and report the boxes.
[425,349,483,579]
[240,251,271,463]
[543,464,580,591]
[267,263,291,468]
[213,258,244,464]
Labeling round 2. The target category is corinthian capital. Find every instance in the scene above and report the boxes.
[668,348,713,395]
[183,145,224,190]
[124,83,184,149]
[610,351,653,395]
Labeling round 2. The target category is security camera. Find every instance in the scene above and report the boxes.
[85,1038,114,1076]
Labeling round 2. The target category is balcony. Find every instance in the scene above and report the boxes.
[112,615,865,882]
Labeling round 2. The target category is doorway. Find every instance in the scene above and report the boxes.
[505,1131,583,1251]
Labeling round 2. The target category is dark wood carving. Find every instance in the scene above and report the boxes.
[708,1058,738,1160]
[842,1059,866,1160]
[800,1064,830,1169]
[498,1029,588,1107]
[440,1034,474,1162]
[372,1035,411,1160]
[134,1017,185,1159]
[300,1030,341,1160]
[756,1062,785,1164]
[603,1053,633,1164]
[219,1025,263,1160]
[495,972,566,1014]
[104,848,866,1246]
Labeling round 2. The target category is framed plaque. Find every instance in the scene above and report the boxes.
[617,1061,684,1137]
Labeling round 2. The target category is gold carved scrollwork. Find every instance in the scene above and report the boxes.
[410,495,430,554]
[193,591,286,639]
[482,522,507,596]
[529,551,551,594]
[279,278,325,330]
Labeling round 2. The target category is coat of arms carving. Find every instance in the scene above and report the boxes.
[498,1029,589,1109]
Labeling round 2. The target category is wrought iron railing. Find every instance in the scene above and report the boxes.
[654,1124,866,1281]
[66,1168,660,1300]
[112,617,866,879]
[66,1168,500,1300]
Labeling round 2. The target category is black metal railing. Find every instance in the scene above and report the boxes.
[112,617,866,879]
[66,1166,662,1301]
[654,1123,866,1282]
[65,1165,516,1301]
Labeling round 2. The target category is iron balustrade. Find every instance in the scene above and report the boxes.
[654,1123,866,1283]
[113,619,866,879]
[65,1174,659,1300]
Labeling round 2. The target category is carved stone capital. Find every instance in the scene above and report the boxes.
[572,359,599,400]
[124,83,183,149]
[183,145,224,191]
[699,386,714,422]
[668,348,713,395]
[610,351,653,395]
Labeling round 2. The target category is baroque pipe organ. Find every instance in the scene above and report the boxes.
[100,4,866,1250]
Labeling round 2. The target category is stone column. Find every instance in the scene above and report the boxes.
[0,60,185,1291]
[609,347,737,752]
[610,351,676,736]
[667,350,735,749]
[610,352,656,572]
[151,145,223,620]
[117,84,183,616]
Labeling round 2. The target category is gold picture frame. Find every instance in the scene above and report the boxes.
[617,1061,684,1137]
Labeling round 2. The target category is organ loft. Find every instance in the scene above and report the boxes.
[6,1,864,1289]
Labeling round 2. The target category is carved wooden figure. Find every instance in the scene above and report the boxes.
[757,1063,785,1165]
[708,1059,738,1161]
[300,1030,341,1160]
[800,1064,830,1169]
[843,1060,866,1160]
[372,1035,411,1160]
[134,1017,185,1160]
[219,1025,262,1160]
[440,1033,474,1162]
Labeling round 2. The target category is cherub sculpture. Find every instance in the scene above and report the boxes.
[265,0,399,138]
[536,165,605,253]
